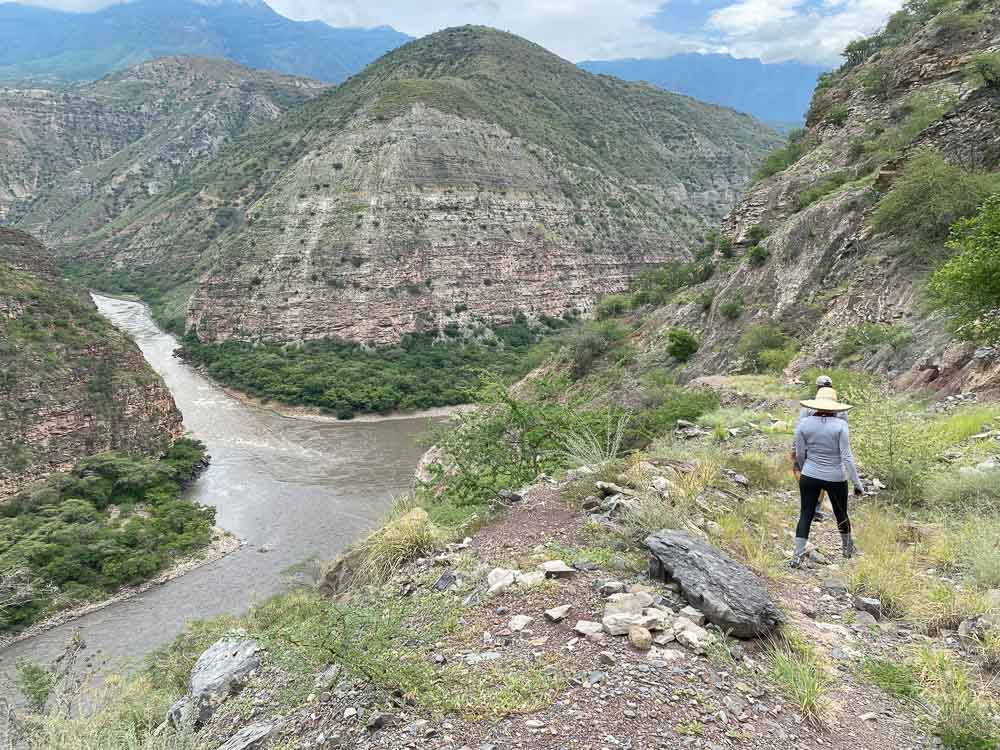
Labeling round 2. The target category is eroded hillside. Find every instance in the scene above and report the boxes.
[0,228,182,498]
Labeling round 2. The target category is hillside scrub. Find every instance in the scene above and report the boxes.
[179,316,568,418]
[0,440,213,632]
[929,195,1000,345]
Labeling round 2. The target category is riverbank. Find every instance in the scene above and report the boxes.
[0,529,240,652]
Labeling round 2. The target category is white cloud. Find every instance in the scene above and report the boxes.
[708,0,904,63]
[15,0,905,65]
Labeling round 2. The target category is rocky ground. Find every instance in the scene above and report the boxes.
[184,478,968,750]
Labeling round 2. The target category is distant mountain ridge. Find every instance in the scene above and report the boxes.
[0,0,411,84]
[579,54,827,127]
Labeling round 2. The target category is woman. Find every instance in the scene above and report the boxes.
[791,387,865,567]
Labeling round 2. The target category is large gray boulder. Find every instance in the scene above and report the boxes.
[168,634,262,727]
[645,530,784,638]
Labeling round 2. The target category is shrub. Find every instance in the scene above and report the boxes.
[629,261,713,308]
[757,345,798,373]
[559,320,629,379]
[796,171,853,211]
[754,129,812,182]
[965,51,1000,89]
[697,290,714,312]
[738,324,791,372]
[746,244,770,266]
[666,328,699,362]
[929,196,1000,344]
[872,149,1000,254]
[860,64,894,100]
[719,299,743,320]
[745,224,770,244]
[837,323,912,360]
[766,633,830,722]
[826,103,850,126]
[596,294,630,319]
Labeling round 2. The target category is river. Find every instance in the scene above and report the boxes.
[0,295,434,693]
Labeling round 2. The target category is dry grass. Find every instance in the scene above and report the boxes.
[357,507,440,584]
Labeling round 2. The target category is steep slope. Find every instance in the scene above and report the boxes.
[579,54,826,128]
[0,228,183,499]
[0,0,410,85]
[617,0,1000,396]
[0,56,327,235]
[71,26,780,344]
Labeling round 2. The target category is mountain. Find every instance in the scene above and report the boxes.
[614,0,1000,395]
[0,0,411,85]
[0,228,183,499]
[579,54,827,128]
[34,26,780,345]
[1,56,327,237]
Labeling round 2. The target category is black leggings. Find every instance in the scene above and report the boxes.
[797,474,850,539]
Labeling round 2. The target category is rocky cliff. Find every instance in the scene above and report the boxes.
[0,56,326,237]
[60,26,778,345]
[632,0,1000,395]
[0,228,183,499]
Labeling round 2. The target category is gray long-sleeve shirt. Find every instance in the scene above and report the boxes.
[794,415,864,491]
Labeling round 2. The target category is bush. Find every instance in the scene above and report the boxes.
[860,64,894,100]
[666,328,699,363]
[745,224,770,244]
[754,129,812,182]
[596,294,630,319]
[629,260,713,308]
[746,244,770,266]
[837,323,912,360]
[738,324,792,372]
[719,299,743,320]
[796,171,853,211]
[965,51,1000,89]
[826,103,850,126]
[929,196,1000,345]
[559,320,629,379]
[872,149,1000,254]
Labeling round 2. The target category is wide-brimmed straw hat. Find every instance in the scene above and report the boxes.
[801,387,853,412]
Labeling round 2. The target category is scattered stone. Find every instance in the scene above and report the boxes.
[680,605,706,626]
[646,531,784,638]
[434,569,457,592]
[595,481,635,497]
[821,574,849,596]
[313,663,341,690]
[629,625,653,651]
[497,489,523,504]
[573,559,600,571]
[525,719,546,730]
[602,591,656,635]
[581,496,602,511]
[168,635,262,727]
[860,712,878,722]
[653,632,676,646]
[599,581,627,596]
[599,651,617,666]
[509,615,534,632]
[407,719,435,738]
[584,671,606,687]
[807,549,830,565]
[574,621,604,637]
[515,570,546,588]
[343,707,357,720]
[215,722,278,750]
[854,611,878,628]
[854,596,883,620]
[366,713,393,732]
[486,568,516,597]
[545,605,571,622]
[673,617,711,654]
[538,560,576,578]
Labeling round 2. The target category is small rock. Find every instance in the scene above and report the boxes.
[599,581,627,596]
[509,615,534,632]
[652,632,675,646]
[525,719,545,729]
[821,575,848,595]
[573,559,600,571]
[629,625,653,651]
[679,605,706,626]
[854,596,883,620]
[574,620,604,637]
[434,570,457,592]
[538,560,576,578]
[498,489,523,504]
[215,722,277,750]
[854,610,878,628]
[486,568,516,597]
[545,605,571,622]
[343,707,357,720]
[599,651,616,665]
[584,671,606,686]
[860,712,878,722]
[515,570,546,587]
[366,713,393,732]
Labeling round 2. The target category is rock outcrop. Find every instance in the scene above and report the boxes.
[0,228,183,498]
[646,530,784,638]
[629,2,1000,395]
[168,634,262,727]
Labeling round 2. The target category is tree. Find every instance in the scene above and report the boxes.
[929,196,1000,345]
[666,329,699,363]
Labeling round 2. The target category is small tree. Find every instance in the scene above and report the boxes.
[929,195,1000,345]
[965,52,1000,89]
[666,329,699,363]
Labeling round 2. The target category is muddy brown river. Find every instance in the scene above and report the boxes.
[0,295,434,693]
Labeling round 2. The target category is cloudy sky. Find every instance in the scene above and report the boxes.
[17,0,905,66]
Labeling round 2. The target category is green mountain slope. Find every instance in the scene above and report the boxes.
[58,26,780,345]
[0,228,183,499]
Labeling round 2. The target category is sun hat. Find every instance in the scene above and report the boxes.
[801,387,853,412]
[815,374,833,388]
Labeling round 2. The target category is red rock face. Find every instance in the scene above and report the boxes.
[0,229,183,499]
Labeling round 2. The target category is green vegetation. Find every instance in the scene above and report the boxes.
[0,440,213,632]
[556,319,631,380]
[873,149,1000,254]
[596,294,630,319]
[719,298,743,320]
[767,632,830,722]
[738,324,796,373]
[965,51,1000,89]
[796,171,853,212]
[861,656,922,700]
[628,259,714,309]
[837,323,912,360]
[754,128,813,182]
[929,196,1000,345]
[825,103,849,126]
[179,316,568,418]
[850,92,958,167]
[666,328,699,362]
[746,244,770,266]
